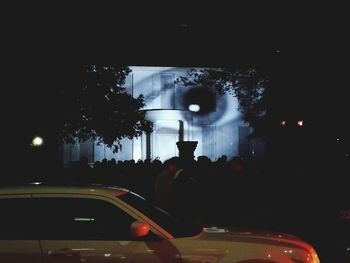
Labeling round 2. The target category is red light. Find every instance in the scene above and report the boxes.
[280,120,286,127]
[297,120,304,127]
[131,222,150,237]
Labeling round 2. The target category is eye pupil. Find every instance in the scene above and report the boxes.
[183,87,216,115]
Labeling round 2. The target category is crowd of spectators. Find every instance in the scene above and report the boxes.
[61,155,264,221]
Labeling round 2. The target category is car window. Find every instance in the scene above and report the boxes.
[32,197,136,240]
[0,198,34,240]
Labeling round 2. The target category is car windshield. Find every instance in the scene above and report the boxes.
[119,192,202,238]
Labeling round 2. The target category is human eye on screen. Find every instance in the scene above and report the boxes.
[129,67,241,129]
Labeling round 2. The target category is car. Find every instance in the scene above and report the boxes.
[0,184,320,263]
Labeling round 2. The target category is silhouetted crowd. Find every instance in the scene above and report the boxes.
[61,155,266,223]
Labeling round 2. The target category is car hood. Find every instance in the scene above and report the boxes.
[192,226,314,251]
[170,226,319,263]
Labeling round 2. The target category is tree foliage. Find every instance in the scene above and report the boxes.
[59,65,152,152]
[177,68,269,137]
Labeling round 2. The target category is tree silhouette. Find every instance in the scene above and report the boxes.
[177,68,270,137]
[59,65,152,152]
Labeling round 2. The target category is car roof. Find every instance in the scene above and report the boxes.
[0,183,130,197]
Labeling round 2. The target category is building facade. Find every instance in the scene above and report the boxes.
[61,66,264,164]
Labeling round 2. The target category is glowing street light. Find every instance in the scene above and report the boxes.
[188,104,200,112]
[297,120,304,127]
[280,120,286,127]
[31,136,44,147]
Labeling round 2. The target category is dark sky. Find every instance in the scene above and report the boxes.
[8,2,348,63]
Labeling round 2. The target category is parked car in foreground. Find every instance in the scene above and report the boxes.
[0,184,320,262]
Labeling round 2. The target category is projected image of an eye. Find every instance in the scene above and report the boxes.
[131,68,239,129]
[178,85,228,126]
[183,87,216,115]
